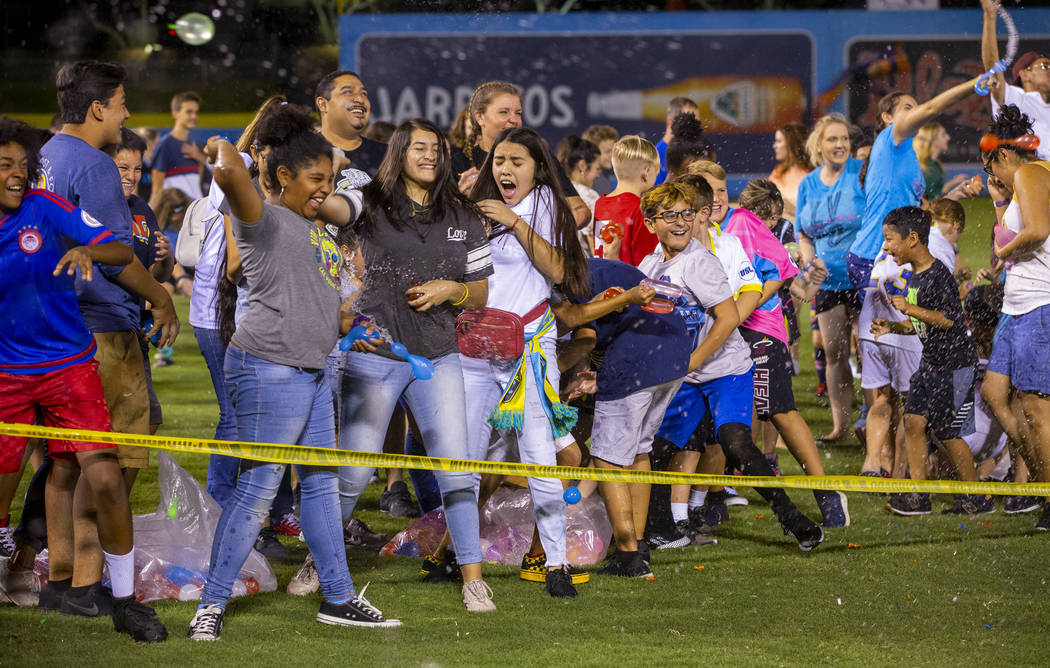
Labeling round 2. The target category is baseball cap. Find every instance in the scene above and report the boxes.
[1012,51,1048,84]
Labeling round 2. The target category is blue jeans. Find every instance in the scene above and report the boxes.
[194,327,239,507]
[327,351,442,516]
[201,347,353,607]
[336,351,481,565]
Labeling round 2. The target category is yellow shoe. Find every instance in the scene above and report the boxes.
[519,553,589,584]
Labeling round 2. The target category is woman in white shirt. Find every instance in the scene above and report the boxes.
[467,127,590,598]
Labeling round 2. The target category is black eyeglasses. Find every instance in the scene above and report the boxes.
[651,209,697,223]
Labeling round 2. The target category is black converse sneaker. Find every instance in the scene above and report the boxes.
[316,585,401,628]
[188,604,224,641]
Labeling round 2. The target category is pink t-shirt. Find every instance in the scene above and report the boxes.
[723,207,799,344]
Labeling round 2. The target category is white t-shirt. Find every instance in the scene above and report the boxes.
[857,227,955,351]
[638,239,753,385]
[704,223,761,299]
[992,86,1050,162]
[188,153,256,329]
[1001,181,1050,316]
[486,185,558,324]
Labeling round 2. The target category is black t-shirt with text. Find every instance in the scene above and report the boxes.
[354,200,493,359]
[905,259,976,369]
[341,137,388,178]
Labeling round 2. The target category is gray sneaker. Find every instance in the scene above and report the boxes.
[0,557,40,607]
[462,579,496,612]
[287,553,319,596]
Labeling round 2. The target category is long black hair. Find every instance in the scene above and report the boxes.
[470,127,590,299]
[357,118,480,235]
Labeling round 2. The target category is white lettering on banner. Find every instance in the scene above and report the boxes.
[394,87,422,120]
[374,85,574,128]
[425,86,452,127]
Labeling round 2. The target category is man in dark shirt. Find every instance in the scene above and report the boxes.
[315,70,387,177]
[871,206,986,517]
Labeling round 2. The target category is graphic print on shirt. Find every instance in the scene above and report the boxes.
[310,225,342,289]
[659,272,706,347]
[906,285,926,338]
[131,214,149,244]
[17,225,43,254]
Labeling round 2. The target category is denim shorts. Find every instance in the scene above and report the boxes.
[988,303,1050,395]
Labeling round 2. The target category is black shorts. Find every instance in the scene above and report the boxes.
[813,288,862,315]
[740,327,796,420]
[683,412,715,453]
[904,360,976,441]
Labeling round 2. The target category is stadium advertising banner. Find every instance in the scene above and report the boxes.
[356,31,812,175]
[341,9,1050,181]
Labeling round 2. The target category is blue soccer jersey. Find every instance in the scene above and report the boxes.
[0,190,115,374]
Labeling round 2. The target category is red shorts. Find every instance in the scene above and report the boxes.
[0,361,115,474]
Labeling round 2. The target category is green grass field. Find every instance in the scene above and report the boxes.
[3,198,1047,666]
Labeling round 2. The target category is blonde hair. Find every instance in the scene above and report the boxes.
[611,135,659,180]
[465,81,522,167]
[686,159,726,181]
[914,122,942,169]
[640,182,697,219]
[806,114,850,167]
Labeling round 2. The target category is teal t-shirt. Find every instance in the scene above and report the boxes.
[850,125,925,261]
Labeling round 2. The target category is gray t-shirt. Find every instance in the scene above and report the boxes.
[354,200,493,359]
[638,239,753,385]
[231,203,342,369]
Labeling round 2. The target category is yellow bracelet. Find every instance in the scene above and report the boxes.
[452,282,469,306]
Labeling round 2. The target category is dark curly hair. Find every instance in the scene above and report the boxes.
[666,113,714,179]
[0,116,44,189]
[254,103,333,192]
[986,104,1037,161]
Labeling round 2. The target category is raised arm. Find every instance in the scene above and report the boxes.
[981,0,1008,105]
[893,79,980,144]
[207,140,262,224]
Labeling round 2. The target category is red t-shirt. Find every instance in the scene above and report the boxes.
[592,192,658,266]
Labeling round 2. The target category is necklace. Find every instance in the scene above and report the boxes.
[409,200,428,218]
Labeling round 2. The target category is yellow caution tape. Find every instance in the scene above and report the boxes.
[3,422,1048,497]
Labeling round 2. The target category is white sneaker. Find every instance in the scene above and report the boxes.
[287,553,319,596]
[462,579,496,612]
[187,604,224,641]
[724,487,749,506]
[0,556,40,606]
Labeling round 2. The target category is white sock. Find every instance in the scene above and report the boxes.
[688,490,707,510]
[103,548,135,599]
[670,503,689,523]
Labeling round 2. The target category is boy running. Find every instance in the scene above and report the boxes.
[872,206,987,515]
[640,183,825,552]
